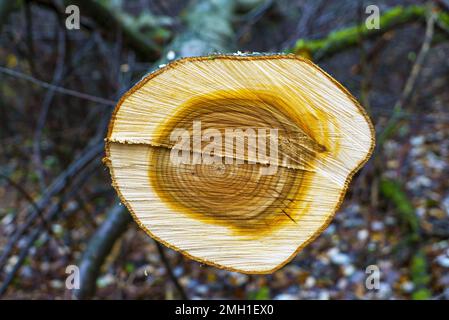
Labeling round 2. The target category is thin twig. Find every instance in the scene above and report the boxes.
[24,1,36,75]
[33,25,67,191]
[0,66,116,106]
[0,172,64,248]
[236,0,273,40]
[281,0,325,49]
[155,241,188,300]
[0,162,99,297]
[377,7,437,146]
[0,141,104,271]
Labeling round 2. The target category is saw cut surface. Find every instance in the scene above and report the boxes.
[105,55,375,273]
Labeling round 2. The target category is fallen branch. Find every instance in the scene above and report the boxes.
[66,0,162,61]
[0,141,104,272]
[0,172,63,247]
[0,161,99,297]
[290,5,449,61]
[74,203,132,299]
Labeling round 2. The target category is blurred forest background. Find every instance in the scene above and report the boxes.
[1,0,449,300]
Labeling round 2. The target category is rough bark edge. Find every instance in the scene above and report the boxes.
[104,53,376,274]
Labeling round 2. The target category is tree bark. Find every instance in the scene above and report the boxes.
[74,203,132,299]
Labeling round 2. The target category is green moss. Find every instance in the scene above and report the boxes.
[290,5,448,61]
[411,250,431,300]
[437,10,449,32]
[248,286,270,300]
[125,262,135,274]
[379,178,419,236]
[412,289,432,300]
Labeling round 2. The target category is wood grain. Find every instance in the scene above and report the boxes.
[105,54,375,273]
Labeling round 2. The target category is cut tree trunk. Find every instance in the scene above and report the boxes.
[105,54,375,273]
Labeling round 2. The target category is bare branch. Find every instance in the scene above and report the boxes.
[155,241,188,300]
[377,7,437,146]
[0,66,116,106]
[74,204,132,299]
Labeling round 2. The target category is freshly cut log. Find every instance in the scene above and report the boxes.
[105,54,375,273]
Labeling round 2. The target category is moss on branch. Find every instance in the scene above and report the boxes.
[290,5,449,61]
